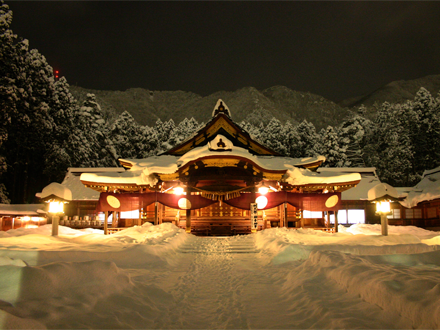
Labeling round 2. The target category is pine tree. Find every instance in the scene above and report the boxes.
[109,111,147,159]
[366,102,415,186]
[320,126,346,167]
[261,118,287,155]
[339,110,373,167]
[289,120,322,158]
[76,94,118,166]
[411,87,440,174]
[0,0,15,202]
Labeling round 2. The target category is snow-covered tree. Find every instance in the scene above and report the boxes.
[365,102,415,186]
[0,0,14,202]
[76,94,118,167]
[339,111,373,167]
[289,120,321,158]
[320,126,346,167]
[260,118,287,155]
[411,87,440,174]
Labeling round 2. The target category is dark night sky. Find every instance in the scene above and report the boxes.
[7,1,440,102]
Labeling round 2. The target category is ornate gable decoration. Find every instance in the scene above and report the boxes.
[212,99,232,118]
[163,99,279,156]
[208,134,233,151]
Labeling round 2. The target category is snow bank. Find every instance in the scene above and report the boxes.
[281,250,440,329]
[256,224,440,264]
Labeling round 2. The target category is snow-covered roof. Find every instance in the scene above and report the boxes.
[63,168,125,201]
[367,183,401,201]
[286,167,361,186]
[318,168,378,201]
[36,182,72,202]
[0,204,46,216]
[401,166,440,208]
[81,140,334,187]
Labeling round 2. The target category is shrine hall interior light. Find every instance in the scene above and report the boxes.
[174,183,184,195]
[258,183,269,195]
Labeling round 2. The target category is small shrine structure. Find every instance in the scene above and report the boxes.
[80,100,361,235]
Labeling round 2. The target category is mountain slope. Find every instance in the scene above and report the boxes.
[70,85,348,130]
[340,74,440,108]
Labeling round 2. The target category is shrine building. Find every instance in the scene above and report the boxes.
[78,100,362,235]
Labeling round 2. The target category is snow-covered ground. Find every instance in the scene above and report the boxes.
[0,223,439,329]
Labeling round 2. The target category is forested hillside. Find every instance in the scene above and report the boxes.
[69,85,348,131]
[1,2,440,204]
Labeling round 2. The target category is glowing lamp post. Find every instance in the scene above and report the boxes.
[36,182,72,236]
[368,183,403,236]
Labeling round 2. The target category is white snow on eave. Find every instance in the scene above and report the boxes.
[62,168,123,201]
[341,175,381,201]
[0,204,46,216]
[318,167,377,175]
[286,167,361,186]
[401,168,440,208]
[317,168,378,201]
[80,145,330,187]
[80,156,180,187]
[178,144,326,172]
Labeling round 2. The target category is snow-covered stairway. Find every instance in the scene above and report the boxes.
[178,236,259,254]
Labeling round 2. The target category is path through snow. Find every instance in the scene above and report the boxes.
[127,235,411,329]
[0,224,438,329]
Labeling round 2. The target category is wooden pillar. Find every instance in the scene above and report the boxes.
[0,216,3,231]
[154,202,158,225]
[334,210,338,233]
[284,203,288,228]
[112,211,118,228]
[186,209,191,233]
[251,187,257,233]
[138,207,142,226]
[185,187,191,233]
[104,211,109,235]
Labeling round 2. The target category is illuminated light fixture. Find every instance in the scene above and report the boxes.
[22,216,31,222]
[325,195,339,208]
[48,200,64,214]
[269,185,278,192]
[178,198,192,210]
[106,195,121,209]
[368,183,404,236]
[376,200,391,214]
[256,196,268,209]
[174,183,184,195]
[258,183,269,195]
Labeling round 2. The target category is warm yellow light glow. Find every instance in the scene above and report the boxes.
[22,216,31,221]
[174,186,184,195]
[256,196,268,209]
[376,201,391,214]
[258,184,269,195]
[48,201,64,214]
